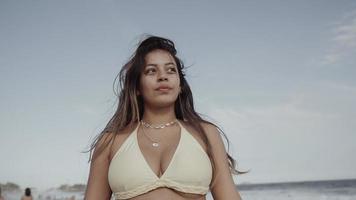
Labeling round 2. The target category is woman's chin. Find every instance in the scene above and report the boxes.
[150,98,177,108]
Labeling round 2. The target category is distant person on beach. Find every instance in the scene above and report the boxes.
[0,187,4,200]
[85,35,246,200]
[21,188,33,200]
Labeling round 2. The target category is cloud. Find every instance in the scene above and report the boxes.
[201,79,356,150]
[201,81,356,182]
[322,9,356,65]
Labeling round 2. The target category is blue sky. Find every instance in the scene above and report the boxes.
[1,0,356,190]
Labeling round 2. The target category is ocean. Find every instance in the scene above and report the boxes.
[235,179,356,200]
[2,179,356,200]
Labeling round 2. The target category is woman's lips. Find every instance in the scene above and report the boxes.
[155,86,172,92]
[157,88,171,92]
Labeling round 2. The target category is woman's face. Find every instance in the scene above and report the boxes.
[139,49,181,108]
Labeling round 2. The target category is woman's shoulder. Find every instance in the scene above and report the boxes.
[107,122,139,161]
[181,120,220,151]
[92,122,139,161]
[196,121,226,151]
[183,120,220,136]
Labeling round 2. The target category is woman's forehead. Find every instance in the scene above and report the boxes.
[145,49,175,64]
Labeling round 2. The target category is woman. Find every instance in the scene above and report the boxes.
[0,187,4,200]
[21,188,33,200]
[85,35,245,200]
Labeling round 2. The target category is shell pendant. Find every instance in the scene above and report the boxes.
[152,142,159,147]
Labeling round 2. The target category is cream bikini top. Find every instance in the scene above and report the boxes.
[108,121,213,199]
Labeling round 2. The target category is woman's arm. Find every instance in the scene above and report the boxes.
[84,134,113,200]
[203,123,242,200]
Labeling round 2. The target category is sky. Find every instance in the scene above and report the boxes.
[1,0,356,190]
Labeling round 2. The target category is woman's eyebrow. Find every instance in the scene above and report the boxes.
[145,64,157,68]
[165,62,175,66]
[145,62,176,67]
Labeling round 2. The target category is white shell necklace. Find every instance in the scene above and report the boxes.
[141,119,178,129]
[140,119,178,147]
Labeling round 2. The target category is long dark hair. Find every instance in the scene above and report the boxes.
[87,35,246,187]
[25,188,31,196]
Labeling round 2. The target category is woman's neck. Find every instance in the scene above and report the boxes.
[142,105,177,124]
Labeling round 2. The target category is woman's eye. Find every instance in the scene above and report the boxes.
[168,67,177,73]
[145,68,156,74]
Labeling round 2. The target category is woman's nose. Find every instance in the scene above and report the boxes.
[157,70,168,81]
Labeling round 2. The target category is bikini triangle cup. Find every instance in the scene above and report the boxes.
[108,120,213,199]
